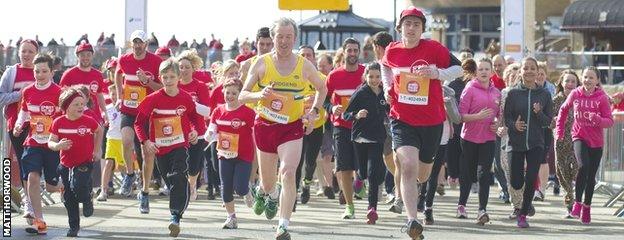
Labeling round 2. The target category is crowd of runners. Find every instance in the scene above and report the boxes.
[1,6,621,240]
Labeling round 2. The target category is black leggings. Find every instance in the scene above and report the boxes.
[187,139,207,177]
[419,145,447,208]
[296,126,323,190]
[203,142,221,190]
[493,137,509,193]
[573,140,603,206]
[219,158,252,203]
[459,140,495,211]
[354,141,385,209]
[509,147,543,215]
[446,124,462,179]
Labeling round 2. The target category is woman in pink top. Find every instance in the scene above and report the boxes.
[457,58,501,225]
[555,67,614,224]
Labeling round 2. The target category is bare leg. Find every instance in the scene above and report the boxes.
[120,127,136,175]
[277,139,303,220]
[27,173,43,219]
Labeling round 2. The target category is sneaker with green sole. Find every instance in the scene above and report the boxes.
[252,187,266,215]
[343,205,355,219]
[265,196,279,220]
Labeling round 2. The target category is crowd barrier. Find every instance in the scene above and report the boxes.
[598,111,624,217]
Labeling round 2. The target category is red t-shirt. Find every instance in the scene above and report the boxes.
[490,73,506,91]
[5,65,35,130]
[210,105,256,162]
[326,65,365,129]
[59,66,106,123]
[50,115,100,168]
[116,52,163,116]
[235,52,254,63]
[134,89,205,156]
[179,79,211,135]
[193,70,214,86]
[19,82,62,148]
[209,84,225,112]
[381,40,451,127]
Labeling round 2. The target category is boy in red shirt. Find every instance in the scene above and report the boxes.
[134,59,204,237]
[207,79,256,229]
[13,53,63,234]
[48,86,104,237]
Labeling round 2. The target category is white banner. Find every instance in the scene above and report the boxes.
[502,0,524,60]
[125,0,147,43]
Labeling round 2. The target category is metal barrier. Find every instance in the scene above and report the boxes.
[535,51,624,85]
[598,111,624,217]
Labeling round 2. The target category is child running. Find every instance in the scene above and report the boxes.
[13,53,63,234]
[48,85,104,237]
[208,79,256,229]
[97,85,126,201]
[134,59,205,237]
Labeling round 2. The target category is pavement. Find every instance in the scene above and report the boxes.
[6,184,624,239]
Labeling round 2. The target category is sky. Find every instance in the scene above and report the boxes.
[0,0,406,48]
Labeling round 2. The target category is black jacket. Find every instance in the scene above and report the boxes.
[343,84,388,143]
[503,82,553,152]
[448,77,467,138]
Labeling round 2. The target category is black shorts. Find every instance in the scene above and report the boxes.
[333,126,357,172]
[21,147,60,185]
[120,113,136,129]
[120,113,149,166]
[390,119,443,164]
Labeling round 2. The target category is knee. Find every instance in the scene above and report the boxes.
[280,164,297,179]
[400,159,418,177]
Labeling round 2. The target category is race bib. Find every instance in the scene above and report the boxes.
[398,72,430,105]
[153,116,184,147]
[217,131,239,159]
[122,84,147,109]
[29,115,52,144]
[259,92,293,124]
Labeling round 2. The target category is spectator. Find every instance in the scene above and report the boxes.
[190,39,199,49]
[180,41,188,49]
[229,38,240,59]
[97,32,105,46]
[234,40,253,63]
[59,38,66,46]
[155,47,171,60]
[209,39,224,63]
[16,36,23,48]
[209,34,217,48]
[35,35,44,47]
[52,56,64,84]
[167,35,180,54]
[198,38,209,64]
[75,34,89,46]
[147,32,159,52]
[47,38,58,47]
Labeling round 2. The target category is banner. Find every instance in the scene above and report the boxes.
[502,0,524,60]
[125,0,147,44]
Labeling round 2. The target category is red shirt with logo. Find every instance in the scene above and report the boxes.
[116,52,163,116]
[19,82,62,148]
[193,70,214,87]
[59,66,106,123]
[381,40,450,127]
[5,65,35,130]
[490,73,506,91]
[134,89,205,156]
[179,79,211,135]
[326,65,365,129]
[209,104,255,163]
[50,115,100,167]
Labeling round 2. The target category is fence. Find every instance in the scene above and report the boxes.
[599,111,624,217]
[534,51,624,85]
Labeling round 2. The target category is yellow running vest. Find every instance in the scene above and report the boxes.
[256,54,306,124]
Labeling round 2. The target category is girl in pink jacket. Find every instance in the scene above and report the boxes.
[555,66,614,224]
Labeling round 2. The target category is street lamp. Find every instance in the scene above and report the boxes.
[534,20,552,52]
[428,18,450,43]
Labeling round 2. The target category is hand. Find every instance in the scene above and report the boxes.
[57,138,73,150]
[415,65,439,79]
[515,115,527,132]
[497,126,508,137]
[136,68,150,85]
[489,121,498,133]
[533,102,542,114]
[332,105,344,115]
[188,130,198,145]
[143,140,158,155]
[115,99,122,111]
[590,113,601,124]
[384,91,392,105]
[259,82,274,99]
[477,108,494,120]
[103,116,110,128]
[13,124,24,137]
[356,109,368,119]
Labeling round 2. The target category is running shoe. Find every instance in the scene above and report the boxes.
[402,219,424,240]
[581,204,591,224]
[385,193,396,204]
[138,192,150,214]
[570,201,582,219]
[23,211,35,226]
[366,207,378,224]
[343,204,355,219]
[424,208,434,225]
[301,180,311,204]
[275,225,291,240]
[96,191,108,202]
[509,208,520,219]
[66,226,80,237]
[25,218,47,235]
[222,216,238,229]
[169,214,181,237]
[265,196,279,220]
[244,191,254,208]
[83,199,94,217]
[436,184,446,196]
[354,179,366,199]
[517,214,529,228]
[476,210,490,226]
[324,186,335,199]
[533,190,545,201]
[119,173,135,197]
[528,204,536,217]
[252,187,266,215]
[338,191,346,205]
[389,198,403,214]
[456,205,467,219]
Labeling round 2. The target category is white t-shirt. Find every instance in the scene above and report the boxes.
[105,104,122,140]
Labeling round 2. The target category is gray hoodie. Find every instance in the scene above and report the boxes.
[503,81,553,152]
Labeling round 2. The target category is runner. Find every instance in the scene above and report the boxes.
[456,58,501,225]
[490,55,510,203]
[316,53,337,199]
[503,57,553,228]
[551,70,580,217]
[534,62,556,202]
[155,47,172,60]
[134,59,204,237]
[13,53,63,234]
[114,30,163,214]
[326,38,365,219]
[380,6,462,239]
[239,17,326,239]
[343,62,389,224]
[177,49,210,201]
[208,79,256,229]
[48,86,104,237]
[97,85,126,201]
[555,66,613,224]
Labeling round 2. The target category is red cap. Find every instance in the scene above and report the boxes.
[75,41,94,54]
[399,6,426,26]
[105,58,117,70]
[155,47,171,56]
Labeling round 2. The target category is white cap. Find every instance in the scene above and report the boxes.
[130,30,147,42]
